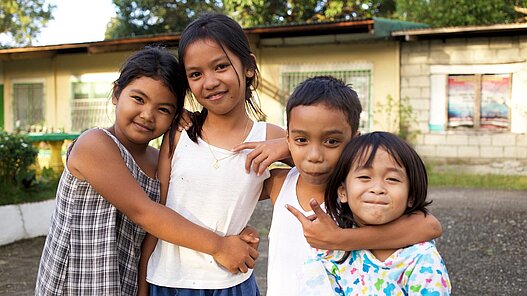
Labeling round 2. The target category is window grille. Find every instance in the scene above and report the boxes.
[71,81,113,131]
[281,69,371,131]
[13,83,44,130]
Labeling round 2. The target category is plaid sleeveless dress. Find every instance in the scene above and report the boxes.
[35,128,160,295]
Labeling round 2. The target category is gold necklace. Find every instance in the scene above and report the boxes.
[204,118,251,169]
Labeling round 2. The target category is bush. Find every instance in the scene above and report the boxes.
[0,131,38,186]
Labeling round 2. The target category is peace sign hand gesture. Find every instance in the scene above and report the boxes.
[286,198,344,250]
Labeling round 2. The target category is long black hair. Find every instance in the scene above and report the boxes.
[177,13,265,143]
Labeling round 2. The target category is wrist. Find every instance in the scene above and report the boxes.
[208,235,224,257]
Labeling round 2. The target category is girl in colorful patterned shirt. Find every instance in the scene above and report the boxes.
[301,131,451,295]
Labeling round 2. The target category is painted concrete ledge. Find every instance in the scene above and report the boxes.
[0,199,55,246]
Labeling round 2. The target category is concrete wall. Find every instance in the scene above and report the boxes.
[401,36,527,171]
[0,200,55,246]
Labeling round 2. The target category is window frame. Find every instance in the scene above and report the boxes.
[280,63,373,131]
[429,63,526,134]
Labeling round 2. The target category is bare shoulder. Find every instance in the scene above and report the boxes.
[265,122,286,140]
[266,168,290,204]
[68,128,120,179]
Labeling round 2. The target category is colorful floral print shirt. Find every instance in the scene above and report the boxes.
[300,241,451,296]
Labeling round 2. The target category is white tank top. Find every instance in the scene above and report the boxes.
[147,122,270,289]
[266,167,325,295]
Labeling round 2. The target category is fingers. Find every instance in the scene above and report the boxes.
[309,198,328,220]
[177,110,193,132]
[305,213,317,221]
[286,204,311,228]
[239,233,260,244]
[231,141,258,152]
[251,154,270,176]
[249,246,259,261]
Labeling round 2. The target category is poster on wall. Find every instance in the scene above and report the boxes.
[480,74,510,129]
[447,75,476,127]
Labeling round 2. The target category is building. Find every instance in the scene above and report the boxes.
[394,23,527,174]
[1,18,525,174]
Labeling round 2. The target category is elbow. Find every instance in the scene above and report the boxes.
[430,216,443,239]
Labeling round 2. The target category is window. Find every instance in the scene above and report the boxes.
[70,74,116,132]
[429,64,525,133]
[447,74,511,130]
[13,83,44,130]
[281,68,372,131]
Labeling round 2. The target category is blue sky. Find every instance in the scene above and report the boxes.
[34,0,116,46]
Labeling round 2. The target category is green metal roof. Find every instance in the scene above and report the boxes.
[373,17,430,37]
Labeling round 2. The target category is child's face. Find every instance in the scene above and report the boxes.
[183,38,254,116]
[112,76,178,144]
[338,147,410,226]
[287,103,353,186]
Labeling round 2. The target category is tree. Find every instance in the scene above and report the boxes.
[395,0,527,27]
[105,0,224,39]
[105,0,396,39]
[0,0,55,47]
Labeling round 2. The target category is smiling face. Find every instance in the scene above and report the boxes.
[287,103,353,186]
[112,76,177,145]
[183,38,254,117]
[338,147,410,226]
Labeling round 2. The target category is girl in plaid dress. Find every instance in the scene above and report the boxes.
[35,46,259,296]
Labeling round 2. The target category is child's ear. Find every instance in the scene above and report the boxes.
[337,184,348,203]
[246,54,256,79]
[407,197,414,207]
[246,68,255,79]
[111,84,119,105]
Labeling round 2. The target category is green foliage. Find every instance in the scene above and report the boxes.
[0,131,38,186]
[0,0,55,47]
[0,167,58,206]
[105,0,224,39]
[105,0,397,38]
[427,164,527,190]
[394,0,527,27]
[374,95,419,144]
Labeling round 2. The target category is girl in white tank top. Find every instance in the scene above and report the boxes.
[142,13,288,295]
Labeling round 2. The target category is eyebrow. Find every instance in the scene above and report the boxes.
[289,129,345,135]
[130,89,177,108]
[185,55,230,71]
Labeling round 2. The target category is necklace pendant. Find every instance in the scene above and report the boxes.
[212,160,220,169]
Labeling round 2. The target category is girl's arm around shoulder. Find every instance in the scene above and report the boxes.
[329,212,442,251]
[232,123,292,176]
[260,168,289,204]
[286,199,442,251]
[68,129,257,274]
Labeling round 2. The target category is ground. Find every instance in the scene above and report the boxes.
[1,188,526,295]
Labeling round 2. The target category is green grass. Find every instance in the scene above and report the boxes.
[0,179,58,206]
[428,170,527,190]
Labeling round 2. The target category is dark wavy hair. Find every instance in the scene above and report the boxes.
[177,13,265,143]
[324,132,431,262]
[112,45,186,152]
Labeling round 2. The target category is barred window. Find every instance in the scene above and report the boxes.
[71,81,114,132]
[281,69,371,131]
[13,83,45,130]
